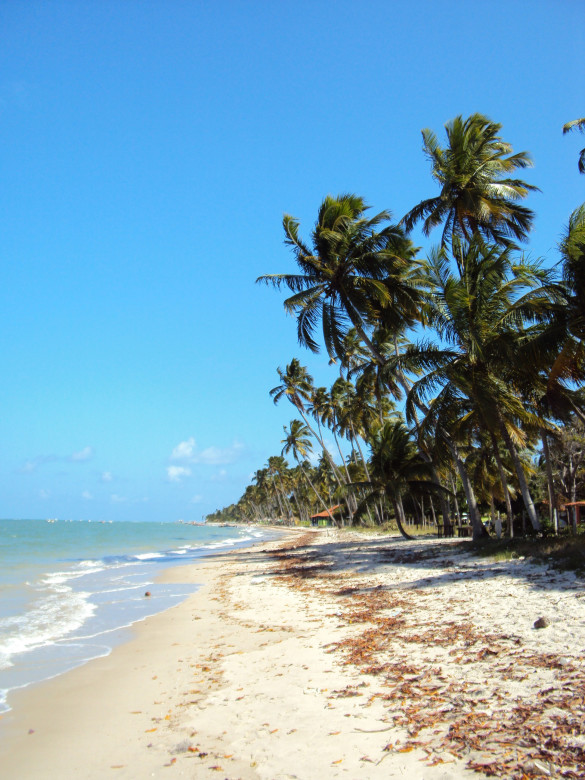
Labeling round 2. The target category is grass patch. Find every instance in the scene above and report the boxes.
[338,522,438,537]
[467,535,585,574]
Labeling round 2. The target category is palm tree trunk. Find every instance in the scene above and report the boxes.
[427,461,451,527]
[489,492,497,530]
[349,421,384,525]
[272,477,285,519]
[297,459,335,524]
[275,471,294,522]
[392,496,414,540]
[489,431,515,538]
[396,368,479,534]
[296,405,348,499]
[331,421,357,518]
[452,448,485,539]
[428,494,437,526]
[450,474,462,526]
[541,431,558,533]
[350,320,386,365]
[497,417,540,531]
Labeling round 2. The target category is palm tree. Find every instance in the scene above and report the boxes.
[281,420,334,521]
[402,113,538,248]
[267,455,294,523]
[270,359,349,499]
[563,118,585,174]
[528,204,585,423]
[252,467,280,521]
[406,236,551,533]
[258,194,420,362]
[359,421,444,540]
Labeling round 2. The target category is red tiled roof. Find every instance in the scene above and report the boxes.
[310,505,341,518]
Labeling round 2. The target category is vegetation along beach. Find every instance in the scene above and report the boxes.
[1,3,584,779]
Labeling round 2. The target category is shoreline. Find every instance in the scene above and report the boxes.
[0,522,281,716]
[1,529,584,778]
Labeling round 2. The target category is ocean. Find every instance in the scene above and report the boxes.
[0,518,277,713]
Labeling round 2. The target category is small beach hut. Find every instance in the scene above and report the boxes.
[310,505,341,527]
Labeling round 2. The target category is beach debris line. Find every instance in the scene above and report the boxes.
[267,533,585,778]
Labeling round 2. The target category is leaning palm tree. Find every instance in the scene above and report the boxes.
[281,420,335,521]
[267,455,294,523]
[402,113,538,248]
[563,118,585,174]
[271,359,348,497]
[271,359,357,524]
[258,194,420,363]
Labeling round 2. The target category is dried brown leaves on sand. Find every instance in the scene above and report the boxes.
[269,533,585,780]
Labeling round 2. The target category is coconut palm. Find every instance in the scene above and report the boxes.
[309,383,361,518]
[281,420,334,521]
[270,359,350,509]
[258,194,420,362]
[252,467,280,520]
[560,204,585,331]
[402,113,538,248]
[406,236,552,532]
[563,118,585,174]
[525,204,585,422]
[359,421,444,540]
[267,455,294,523]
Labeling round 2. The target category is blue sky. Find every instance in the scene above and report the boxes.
[0,1,583,522]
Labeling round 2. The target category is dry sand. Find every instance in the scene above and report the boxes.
[1,528,584,779]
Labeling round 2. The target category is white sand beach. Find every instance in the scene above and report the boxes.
[1,529,584,779]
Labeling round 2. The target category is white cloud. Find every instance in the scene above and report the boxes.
[111,494,127,503]
[171,437,196,460]
[191,494,202,504]
[71,446,94,462]
[308,450,320,466]
[21,447,94,472]
[166,465,191,483]
[20,455,57,473]
[39,489,50,499]
[193,441,245,465]
[210,469,228,482]
[169,439,245,467]
[82,490,93,500]
[101,471,113,483]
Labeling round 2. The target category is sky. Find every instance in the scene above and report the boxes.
[0,0,583,522]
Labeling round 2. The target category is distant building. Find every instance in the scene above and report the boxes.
[310,505,341,527]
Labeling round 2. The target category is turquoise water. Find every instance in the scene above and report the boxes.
[0,519,275,712]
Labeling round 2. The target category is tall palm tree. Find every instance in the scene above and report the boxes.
[281,420,334,521]
[270,359,349,490]
[267,455,294,523]
[402,113,538,248]
[527,204,585,422]
[406,236,551,532]
[258,194,420,362]
[563,118,585,174]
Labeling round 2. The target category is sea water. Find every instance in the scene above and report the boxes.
[0,518,276,713]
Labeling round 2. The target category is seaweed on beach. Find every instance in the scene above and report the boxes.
[268,535,585,779]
